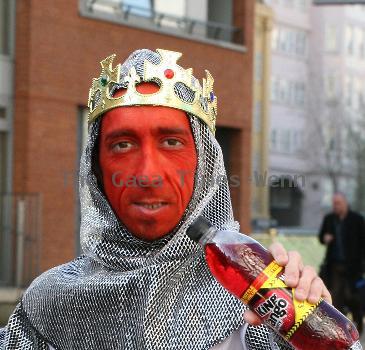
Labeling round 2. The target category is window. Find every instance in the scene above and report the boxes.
[123,0,153,17]
[0,0,10,55]
[280,129,291,152]
[271,129,278,150]
[325,25,338,52]
[271,76,280,102]
[345,76,353,107]
[340,178,356,206]
[292,130,302,152]
[346,25,354,56]
[296,0,307,11]
[81,0,240,44]
[92,0,153,17]
[265,0,279,6]
[344,26,365,60]
[354,78,363,110]
[271,27,278,50]
[321,178,332,207]
[154,0,185,28]
[288,30,296,54]
[271,76,306,108]
[279,79,288,102]
[269,0,307,11]
[288,81,295,105]
[273,26,307,58]
[354,27,361,58]
[361,82,365,108]
[295,31,307,56]
[271,77,283,103]
[283,0,294,8]
[324,73,337,100]
[279,29,289,52]
[271,129,301,154]
[360,29,365,60]
[270,186,291,209]
[294,82,305,106]
[322,126,334,151]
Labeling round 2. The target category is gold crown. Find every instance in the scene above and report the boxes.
[87,49,217,134]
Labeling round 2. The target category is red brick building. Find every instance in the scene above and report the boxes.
[1,0,254,287]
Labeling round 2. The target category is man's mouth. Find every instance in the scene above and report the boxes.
[133,201,169,210]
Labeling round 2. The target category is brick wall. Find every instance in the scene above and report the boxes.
[13,0,254,271]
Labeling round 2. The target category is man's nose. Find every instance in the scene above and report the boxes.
[135,146,164,186]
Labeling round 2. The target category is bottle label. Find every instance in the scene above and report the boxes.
[350,341,363,350]
[241,261,321,340]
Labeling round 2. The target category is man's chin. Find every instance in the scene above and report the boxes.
[121,216,180,242]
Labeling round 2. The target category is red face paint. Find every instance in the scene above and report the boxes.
[99,83,197,241]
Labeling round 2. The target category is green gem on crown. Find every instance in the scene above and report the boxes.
[100,75,109,87]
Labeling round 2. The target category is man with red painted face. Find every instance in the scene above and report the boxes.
[0,49,331,350]
[99,83,197,241]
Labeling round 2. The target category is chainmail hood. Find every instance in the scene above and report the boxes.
[1,49,293,350]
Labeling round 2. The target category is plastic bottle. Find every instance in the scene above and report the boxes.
[186,216,362,350]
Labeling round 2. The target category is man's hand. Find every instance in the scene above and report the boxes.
[323,233,334,245]
[243,242,332,326]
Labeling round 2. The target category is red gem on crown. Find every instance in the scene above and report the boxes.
[164,69,174,79]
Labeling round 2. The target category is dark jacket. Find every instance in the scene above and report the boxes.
[319,210,365,286]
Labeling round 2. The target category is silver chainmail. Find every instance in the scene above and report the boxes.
[0,49,294,350]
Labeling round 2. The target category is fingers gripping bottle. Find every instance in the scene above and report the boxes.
[186,216,362,350]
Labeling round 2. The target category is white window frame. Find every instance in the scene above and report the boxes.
[324,24,338,53]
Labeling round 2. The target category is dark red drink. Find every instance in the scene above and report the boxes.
[187,217,362,350]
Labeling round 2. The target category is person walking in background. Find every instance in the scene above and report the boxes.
[319,192,365,335]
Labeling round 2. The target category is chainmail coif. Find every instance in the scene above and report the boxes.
[0,49,293,350]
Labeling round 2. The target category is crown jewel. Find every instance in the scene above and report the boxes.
[87,49,217,134]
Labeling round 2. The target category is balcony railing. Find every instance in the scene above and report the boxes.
[80,0,244,45]
[0,193,41,287]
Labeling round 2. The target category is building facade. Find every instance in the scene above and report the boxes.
[0,0,254,294]
[251,0,273,230]
[305,4,365,222]
[266,0,311,227]
[266,0,365,229]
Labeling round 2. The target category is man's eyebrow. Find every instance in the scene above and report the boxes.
[156,127,189,136]
[104,127,189,141]
[105,129,136,141]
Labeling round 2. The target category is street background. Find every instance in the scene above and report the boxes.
[0,0,364,345]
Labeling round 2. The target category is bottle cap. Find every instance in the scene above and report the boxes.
[186,216,214,242]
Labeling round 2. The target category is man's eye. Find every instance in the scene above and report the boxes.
[112,141,133,152]
[163,139,183,147]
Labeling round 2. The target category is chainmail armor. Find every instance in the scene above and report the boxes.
[0,49,294,350]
